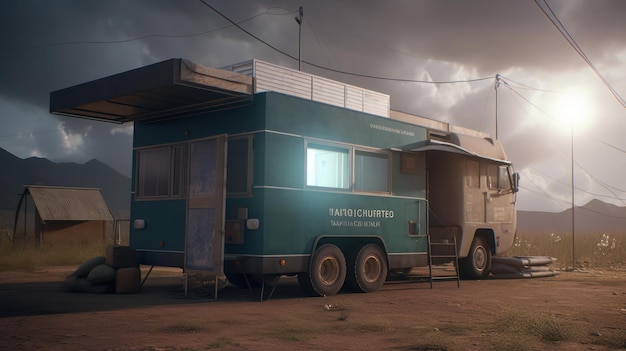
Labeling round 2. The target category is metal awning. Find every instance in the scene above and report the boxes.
[399,139,511,164]
[50,58,253,123]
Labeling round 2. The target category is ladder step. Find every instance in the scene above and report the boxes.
[427,234,460,288]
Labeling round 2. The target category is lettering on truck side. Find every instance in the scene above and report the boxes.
[329,208,395,218]
[328,207,393,228]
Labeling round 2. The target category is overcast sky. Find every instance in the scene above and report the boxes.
[1,0,625,213]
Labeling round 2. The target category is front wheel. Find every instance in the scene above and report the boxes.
[298,244,346,296]
[460,236,492,279]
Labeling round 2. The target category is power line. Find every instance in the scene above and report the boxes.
[198,0,296,58]
[519,183,626,220]
[519,183,571,209]
[530,166,626,203]
[42,7,294,48]
[499,75,557,94]
[200,0,626,207]
[499,79,626,204]
[198,0,493,85]
[499,78,554,122]
[534,0,626,108]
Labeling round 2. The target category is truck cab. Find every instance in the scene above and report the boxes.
[411,131,519,278]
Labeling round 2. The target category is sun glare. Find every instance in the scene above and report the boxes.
[552,88,590,130]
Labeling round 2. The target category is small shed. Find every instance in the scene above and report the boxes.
[13,186,114,245]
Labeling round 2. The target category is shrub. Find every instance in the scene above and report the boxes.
[509,231,625,268]
[0,235,107,272]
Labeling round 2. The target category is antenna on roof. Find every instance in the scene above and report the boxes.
[295,6,304,71]
[495,73,501,139]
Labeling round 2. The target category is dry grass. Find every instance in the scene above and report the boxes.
[207,337,240,349]
[262,318,323,342]
[490,309,580,350]
[509,231,625,269]
[0,230,107,271]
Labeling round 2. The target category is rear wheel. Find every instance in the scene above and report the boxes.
[460,236,492,279]
[346,244,388,293]
[299,244,346,296]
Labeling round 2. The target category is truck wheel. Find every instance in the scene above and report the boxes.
[346,244,388,293]
[300,244,346,296]
[460,236,492,279]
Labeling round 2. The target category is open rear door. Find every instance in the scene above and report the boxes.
[184,135,227,296]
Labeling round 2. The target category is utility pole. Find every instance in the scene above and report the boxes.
[295,6,303,70]
[495,74,501,139]
[571,124,576,268]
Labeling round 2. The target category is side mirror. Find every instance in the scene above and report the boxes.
[512,173,520,193]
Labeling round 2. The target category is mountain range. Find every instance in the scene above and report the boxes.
[1,147,625,235]
[517,199,626,235]
[0,147,130,220]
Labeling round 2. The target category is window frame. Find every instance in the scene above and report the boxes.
[465,160,480,188]
[487,163,513,191]
[226,134,254,197]
[353,148,391,194]
[134,142,190,200]
[487,164,499,190]
[135,146,174,199]
[304,140,391,194]
[305,141,351,190]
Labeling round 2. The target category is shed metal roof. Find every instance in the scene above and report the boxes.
[26,186,113,222]
[49,58,253,123]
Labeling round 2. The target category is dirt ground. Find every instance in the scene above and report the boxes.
[0,266,625,351]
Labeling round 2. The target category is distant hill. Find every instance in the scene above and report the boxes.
[517,199,626,235]
[0,147,131,219]
[1,146,625,236]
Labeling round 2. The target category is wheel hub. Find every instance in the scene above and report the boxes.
[474,247,487,270]
[363,255,381,282]
[319,257,339,285]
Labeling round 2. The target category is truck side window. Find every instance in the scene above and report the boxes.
[498,165,509,190]
[306,143,350,189]
[172,144,188,196]
[488,164,512,190]
[137,147,171,197]
[355,150,389,193]
[465,160,480,188]
[487,164,498,189]
[227,137,251,195]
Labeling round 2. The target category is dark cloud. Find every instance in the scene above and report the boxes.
[0,0,625,209]
[2,0,623,108]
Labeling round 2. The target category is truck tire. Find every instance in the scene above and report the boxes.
[346,244,388,293]
[299,244,346,296]
[460,236,492,279]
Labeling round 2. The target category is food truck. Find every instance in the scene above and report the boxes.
[50,58,519,296]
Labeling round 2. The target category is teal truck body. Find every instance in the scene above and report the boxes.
[50,58,518,296]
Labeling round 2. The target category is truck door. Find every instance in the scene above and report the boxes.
[185,135,227,276]
[485,163,515,224]
[465,159,484,223]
